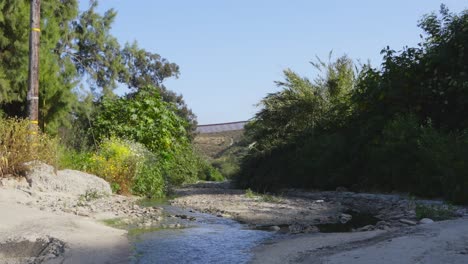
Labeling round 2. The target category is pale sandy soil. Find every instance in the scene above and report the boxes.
[0,191,129,263]
[0,163,161,264]
[0,188,129,264]
[252,218,468,264]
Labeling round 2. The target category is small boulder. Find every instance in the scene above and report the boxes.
[399,219,417,226]
[356,225,374,231]
[339,213,352,224]
[419,218,434,224]
[269,226,281,231]
[26,162,112,196]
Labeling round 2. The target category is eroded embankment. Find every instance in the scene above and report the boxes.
[0,163,168,264]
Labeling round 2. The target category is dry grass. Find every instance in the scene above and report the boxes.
[0,117,57,177]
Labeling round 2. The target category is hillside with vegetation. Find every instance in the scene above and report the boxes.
[194,128,248,178]
[236,6,468,204]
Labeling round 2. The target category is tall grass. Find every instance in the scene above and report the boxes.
[0,117,57,176]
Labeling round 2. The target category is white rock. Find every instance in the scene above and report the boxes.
[25,162,112,196]
[269,225,281,231]
[339,213,352,224]
[419,218,434,224]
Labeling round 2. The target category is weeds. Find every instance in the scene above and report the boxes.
[415,203,456,221]
[0,117,57,177]
[245,188,282,203]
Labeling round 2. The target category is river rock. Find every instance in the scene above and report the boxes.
[356,225,374,231]
[339,213,352,224]
[419,218,434,224]
[269,226,281,231]
[399,219,417,225]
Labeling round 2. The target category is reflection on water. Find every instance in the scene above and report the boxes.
[132,207,276,264]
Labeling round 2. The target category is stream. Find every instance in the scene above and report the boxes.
[131,206,278,264]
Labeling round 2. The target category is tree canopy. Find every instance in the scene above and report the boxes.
[238,6,468,204]
[0,0,196,134]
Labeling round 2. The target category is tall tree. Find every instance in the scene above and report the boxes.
[0,0,195,135]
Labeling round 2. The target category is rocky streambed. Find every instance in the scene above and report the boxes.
[1,165,467,264]
[170,182,466,235]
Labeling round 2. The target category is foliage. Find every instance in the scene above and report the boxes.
[0,117,57,176]
[57,147,93,171]
[88,137,140,194]
[244,188,282,203]
[212,156,240,178]
[245,54,355,153]
[238,7,468,204]
[415,203,456,221]
[93,85,188,155]
[199,161,224,182]
[84,137,165,198]
[78,188,106,205]
[0,0,195,136]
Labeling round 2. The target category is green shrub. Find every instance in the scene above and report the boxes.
[212,157,240,178]
[132,161,165,198]
[199,162,224,182]
[415,203,456,220]
[86,137,166,198]
[57,147,93,171]
[0,117,57,176]
[164,146,224,185]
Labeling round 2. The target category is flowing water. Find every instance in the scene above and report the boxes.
[131,206,277,264]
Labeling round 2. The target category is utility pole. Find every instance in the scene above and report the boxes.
[28,0,41,135]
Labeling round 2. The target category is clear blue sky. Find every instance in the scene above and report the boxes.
[80,1,466,125]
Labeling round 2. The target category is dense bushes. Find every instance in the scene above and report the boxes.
[90,86,223,191]
[56,86,223,197]
[0,117,57,176]
[237,7,468,204]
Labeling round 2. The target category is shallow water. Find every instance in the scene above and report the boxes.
[132,207,276,264]
[316,210,380,233]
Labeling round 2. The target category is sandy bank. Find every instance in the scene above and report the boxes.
[252,218,468,264]
[0,163,163,264]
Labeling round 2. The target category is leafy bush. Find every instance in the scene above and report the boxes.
[0,117,57,176]
[164,146,224,185]
[132,161,165,198]
[199,161,224,182]
[86,137,166,197]
[93,86,188,155]
[57,147,94,171]
[88,138,140,194]
[415,203,456,220]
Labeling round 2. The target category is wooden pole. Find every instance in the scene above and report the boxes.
[28,0,41,134]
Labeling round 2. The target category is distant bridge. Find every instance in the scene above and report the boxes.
[196,121,248,134]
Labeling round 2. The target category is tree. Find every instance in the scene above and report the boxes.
[245,54,356,152]
[93,85,189,156]
[0,0,196,135]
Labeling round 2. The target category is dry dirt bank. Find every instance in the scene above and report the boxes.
[0,163,165,264]
[252,218,468,264]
